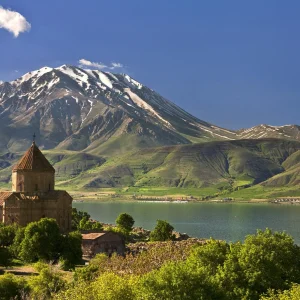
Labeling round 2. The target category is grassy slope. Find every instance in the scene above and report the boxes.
[0,139,299,199]
[57,139,300,198]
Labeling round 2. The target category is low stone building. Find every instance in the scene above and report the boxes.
[82,231,125,258]
[0,141,72,232]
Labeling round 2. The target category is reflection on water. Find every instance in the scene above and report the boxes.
[73,202,300,243]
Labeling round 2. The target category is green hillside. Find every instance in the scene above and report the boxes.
[0,139,299,199]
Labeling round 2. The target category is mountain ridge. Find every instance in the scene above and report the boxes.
[0,65,299,155]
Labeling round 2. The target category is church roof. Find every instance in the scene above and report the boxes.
[82,232,107,240]
[12,142,55,172]
[0,192,13,206]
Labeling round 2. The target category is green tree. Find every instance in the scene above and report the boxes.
[150,220,174,241]
[19,218,61,262]
[60,231,82,270]
[78,217,103,231]
[0,223,18,247]
[116,213,135,234]
[218,229,300,300]
[187,239,229,274]
[10,227,25,258]
[139,260,220,300]
[0,247,12,267]
[72,208,91,230]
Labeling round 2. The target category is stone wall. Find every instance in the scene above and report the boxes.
[3,191,72,232]
[12,171,55,193]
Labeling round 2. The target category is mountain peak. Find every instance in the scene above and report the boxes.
[0,64,298,154]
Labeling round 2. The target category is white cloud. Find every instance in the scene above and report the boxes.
[111,62,123,69]
[0,6,31,37]
[78,59,107,69]
[78,59,124,70]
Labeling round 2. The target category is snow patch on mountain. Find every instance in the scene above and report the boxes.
[85,69,113,89]
[82,100,94,123]
[57,65,91,90]
[124,88,172,127]
[124,74,143,89]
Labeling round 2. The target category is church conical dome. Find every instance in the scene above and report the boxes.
[13,142,55,172]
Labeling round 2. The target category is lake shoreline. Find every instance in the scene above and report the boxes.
[73,201,300,244]
[70,191,300,205]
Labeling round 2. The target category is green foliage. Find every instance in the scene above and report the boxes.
[29,263,66,299]
[90,273,137,300]
[72,208,103,230]
[78,217,103,231]
[0,223,18,247]
[217,229,300,300]
[116,213,135,234]
[59,231,82,270]
[0,273,27,300]
[0,247,12,267]
[261,284,300,300]
[10,227,25,258]
[18,218,61,262]
[139,260,220,300]
[150,220,174,241]
[52,230,300,300]
[72,208,91,230]
[187,239,229,274]
[74,254,107,282]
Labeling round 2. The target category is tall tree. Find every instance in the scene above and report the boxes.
[19,218,61,262]
[150,220,174,241]
[116,213,135,234]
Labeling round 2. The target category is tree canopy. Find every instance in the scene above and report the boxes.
[150,220,174,241]
[116,213,135,234]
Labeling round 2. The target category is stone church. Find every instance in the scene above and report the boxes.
[0,141,72,232]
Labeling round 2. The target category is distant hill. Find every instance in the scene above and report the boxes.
[1,139,298,196]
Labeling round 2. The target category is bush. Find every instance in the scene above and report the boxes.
[116,213,135,234]
[150,220,174,241]
[0,273,28,300]
[29,263,66,299]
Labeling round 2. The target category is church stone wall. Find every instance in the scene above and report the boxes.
[1,143,72,233]
[0,206,3,223]
[3,192,72,232]
[12,171,55,193]
[2,196,21,225]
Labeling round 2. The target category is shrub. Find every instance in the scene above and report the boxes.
[150,220,174,241]
[116,213,135,234]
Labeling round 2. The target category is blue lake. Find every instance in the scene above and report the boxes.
[73,202,300,244]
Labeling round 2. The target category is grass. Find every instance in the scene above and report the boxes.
[225,185,300,200]
[0,139,299,200]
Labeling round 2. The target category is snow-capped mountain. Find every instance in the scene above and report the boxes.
[0,65,237,153]
[0,65,298,154]
[238,124,300,141]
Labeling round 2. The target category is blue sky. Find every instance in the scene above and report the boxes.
[0,0,299,129]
